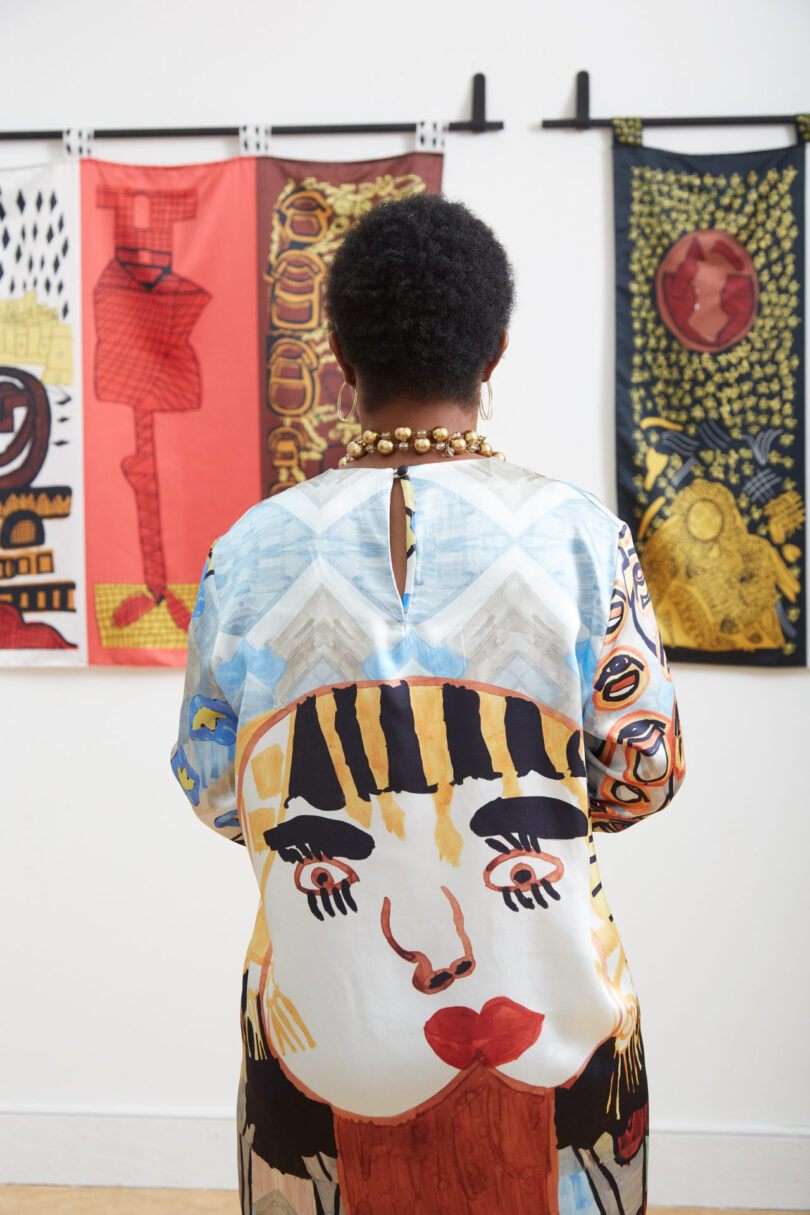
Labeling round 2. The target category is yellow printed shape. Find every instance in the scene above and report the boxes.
[251,716,295,866]
[176,765,196,794]
[410,684,463,865]
[765,489,805,545]
[409,684,453,787]
[251,744,284,800]
[263,964,316,1057]
[243,744,286,857]
[376,791,406,840]
[638,495,666,540]
[248,804,278,857]
[432,784,463,867]
[643,449,668,491]
[192,705,228,733]
[588,834,641,1115]
[245,903,271,967]
[478,691,521,799]
[640,417,683,432]
[355,686,389,789]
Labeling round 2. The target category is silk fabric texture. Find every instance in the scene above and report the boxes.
[173,459,684,1215]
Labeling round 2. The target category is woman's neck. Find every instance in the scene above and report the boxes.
[353,397,484,466]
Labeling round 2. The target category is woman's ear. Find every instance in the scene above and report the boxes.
[483,330,509,382]
[329,330,355,385]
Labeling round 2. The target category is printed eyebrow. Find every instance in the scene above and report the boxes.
[470,796,588,841]
[264,814,375,861]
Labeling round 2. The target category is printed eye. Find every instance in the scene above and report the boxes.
[607,588,627,637]
[616,717,672,785]
[605,780,650,806]
[618,717,665,754]
[294,859,359,922]
[631,561,651,608]
[483,848,564,913]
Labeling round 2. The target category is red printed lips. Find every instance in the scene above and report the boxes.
[424,997,544,1070]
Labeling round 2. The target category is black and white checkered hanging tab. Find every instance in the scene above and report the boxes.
[416,121,448,153]
[239,124,272,156]
[62,129,94,159]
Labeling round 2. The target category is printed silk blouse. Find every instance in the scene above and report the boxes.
[172,458,684,1215]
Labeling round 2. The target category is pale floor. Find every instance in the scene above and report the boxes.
[0,1196,805,1215]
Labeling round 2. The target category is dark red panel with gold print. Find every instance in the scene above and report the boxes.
[256,155,443,497]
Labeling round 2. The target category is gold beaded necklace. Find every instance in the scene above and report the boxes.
[338,426,505,467]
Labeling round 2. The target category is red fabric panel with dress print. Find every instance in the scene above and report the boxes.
[81,158,261,665]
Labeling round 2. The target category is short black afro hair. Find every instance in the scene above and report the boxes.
[326,192,514,408]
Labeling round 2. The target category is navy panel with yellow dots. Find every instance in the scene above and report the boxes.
[614,140,806,666]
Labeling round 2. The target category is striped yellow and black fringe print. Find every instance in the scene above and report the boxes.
[284,680,587,815]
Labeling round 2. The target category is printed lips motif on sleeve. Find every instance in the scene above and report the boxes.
[424,997,544,1070]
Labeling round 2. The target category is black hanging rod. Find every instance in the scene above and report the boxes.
[0,74,502,142]
[542,70,803,130]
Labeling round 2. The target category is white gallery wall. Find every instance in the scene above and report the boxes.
[1,0,808,1205]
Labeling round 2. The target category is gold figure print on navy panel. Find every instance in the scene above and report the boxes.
[256,155,444,497]
[613,133,807,666]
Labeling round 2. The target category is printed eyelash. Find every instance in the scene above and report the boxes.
[280,842,322,862]
[502,879,559,913]
[305,877,358,922]
[486,832,543,855]
[340,880,358,912]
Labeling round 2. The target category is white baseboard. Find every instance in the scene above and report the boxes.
[649,1126,810,1207]
[1,1111,808,1207]
[0,1111,236,1191]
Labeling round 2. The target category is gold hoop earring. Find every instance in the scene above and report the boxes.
[479,380,494,422]
[336,381,358,422]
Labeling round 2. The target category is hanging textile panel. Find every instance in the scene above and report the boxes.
[614,139,807,666]
[81,158,262,666]
[0,162,87,664]
[256,153,443,497]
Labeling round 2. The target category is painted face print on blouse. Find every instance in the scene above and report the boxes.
[617,524,668,667]
[237,679,631,1120]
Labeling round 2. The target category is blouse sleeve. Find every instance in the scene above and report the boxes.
[582,523,685,833]
[170,542,243,845]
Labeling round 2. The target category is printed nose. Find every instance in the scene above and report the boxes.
[381,885,476,995]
